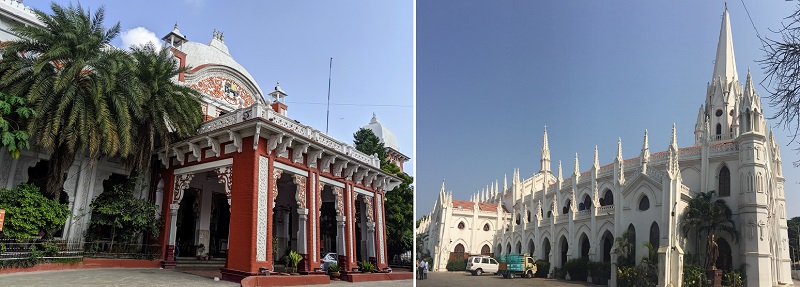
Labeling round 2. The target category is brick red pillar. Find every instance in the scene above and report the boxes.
[159,169,175,268]
[220,136,262,282]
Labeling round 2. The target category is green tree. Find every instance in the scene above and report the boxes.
[0,183,69,239]
[353,128,389,168]
[125,44,202,176]
[87,180,160,249]
[681,190,739,269]
[788,216,800,263]
[0,3,142,198]
[0,92,35,158]
[353,128,413,261]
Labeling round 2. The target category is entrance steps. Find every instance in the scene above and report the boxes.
[175,257,226,268]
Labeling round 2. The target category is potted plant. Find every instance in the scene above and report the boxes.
[284,251,302,274]
[196,244,208,260]
[358,261,375,273]
[328,263,341,279]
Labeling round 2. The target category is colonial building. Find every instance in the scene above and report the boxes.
[0,0,404,282]
[417,7,792,287]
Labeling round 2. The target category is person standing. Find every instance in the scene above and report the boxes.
[418,259,427,280]
[422,259,428,279]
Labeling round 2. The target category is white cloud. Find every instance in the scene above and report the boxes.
[121,27,162,50]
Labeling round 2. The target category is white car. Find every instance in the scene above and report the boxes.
[466,255,499,276]
[321,253,338,272]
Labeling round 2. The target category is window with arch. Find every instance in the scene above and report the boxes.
[716,123,722,139]
[562,199,571,214]
[483,223,490,231]
[718,166,731,197]
[453,243,465,259]
[757,173,763,192]
[481,244,491,255]
[582,195,591,211]
[547,211,552,218]
[627,224,637,264]
[602,189,614,206]
[458,222,465,230]
[527,210,531,222]
[748,173,753,192]
[638,195,650,211]
[516,214,521,225]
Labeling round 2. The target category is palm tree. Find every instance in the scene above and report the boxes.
[681,190,740,269]
[0,3,141,198]
[125,44,202,176]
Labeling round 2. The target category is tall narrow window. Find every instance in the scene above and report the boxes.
[718,166,730,196]
[716,123,722,139]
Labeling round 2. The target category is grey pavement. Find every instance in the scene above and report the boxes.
[417,271,599,287]
[0,268,413,287]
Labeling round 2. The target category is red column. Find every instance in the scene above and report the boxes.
[159,168,175,268]
[220,136,261,281]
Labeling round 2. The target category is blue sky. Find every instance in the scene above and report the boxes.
[25,0,413,174]
[417,1,800,219]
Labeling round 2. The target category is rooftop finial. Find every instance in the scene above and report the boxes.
[174,22,179,30]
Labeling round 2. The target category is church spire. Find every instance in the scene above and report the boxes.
[558,160,563,182]
[712,6,738,83]
[640,130,650,173]
[593,145,600,170]
[573,153,580,177]
[540,126,551,173]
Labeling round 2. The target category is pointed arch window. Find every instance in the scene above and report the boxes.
[453,243,465,259]
[458,222,465,230]
[582,195,591,211]
[638,195,650,211]
[716,123,722,139]
[483,223,490,231]
[601,189,614,206]
[718,166,730,197]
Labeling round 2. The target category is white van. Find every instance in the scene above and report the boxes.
[466,255,499,276]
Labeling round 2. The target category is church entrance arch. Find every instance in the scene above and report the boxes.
[601,231,614,263]
[481,244,491,255]
[559,235,568,267]
[579,233,590,258]
[543,238,551,263]
[715,238,732,271]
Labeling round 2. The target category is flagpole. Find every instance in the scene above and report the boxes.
[326,57,333,134]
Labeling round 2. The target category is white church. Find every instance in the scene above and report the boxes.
[417,7,793,287]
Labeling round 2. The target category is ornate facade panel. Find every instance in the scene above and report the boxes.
[334,187,344,216]
[377,193,386,264]
[172,173,195,204]
[271,169,283,208]
[256,156,269,262]
[215,165,233,199]
[190,76,254,107]
[294,174,307,209]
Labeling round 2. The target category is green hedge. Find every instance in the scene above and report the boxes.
[534,260,550,278]
[446,258,467,271]
[564,257,590,281]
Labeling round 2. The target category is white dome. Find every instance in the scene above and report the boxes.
[362,113,400,152]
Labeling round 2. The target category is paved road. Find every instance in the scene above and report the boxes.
[417,271,597,287]
[0,268,413,287]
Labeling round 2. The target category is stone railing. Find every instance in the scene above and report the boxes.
[710,141,738,154]
[598,205,615,214]
[679,146,701,158]
[575,210,590,220]
[196,104,381,168]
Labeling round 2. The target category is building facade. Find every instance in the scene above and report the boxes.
[417,8,792,287]
[0,0,404,282]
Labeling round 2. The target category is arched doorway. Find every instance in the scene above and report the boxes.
[497,243,502,256]
[580,233,590,258]
[627,224,636,264]
[481,244,491,255]
[601,231,614,263]
[528,240,535,255]
[506,242,511,255]
[559,236,568,267]
[715,238,732,270]
[173,170,230,259]
[649,222,659,248]
[543,238,551,263]
[453,243,465,259]
[516,241,522,254]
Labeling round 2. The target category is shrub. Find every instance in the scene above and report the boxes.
[87,181,160,245]
[683,264,708,287]
[723,270,744,287]
[445,258,467,271]
[358,261,375,272]
[534,260,550,277]
[551,266,566,279]
[0,183,70,239]
[564,257,590,281]
[589,261,611,283]
[328,263,340,273]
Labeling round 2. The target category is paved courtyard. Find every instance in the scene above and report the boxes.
[0,268,413,287]
[416,271,598,287]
